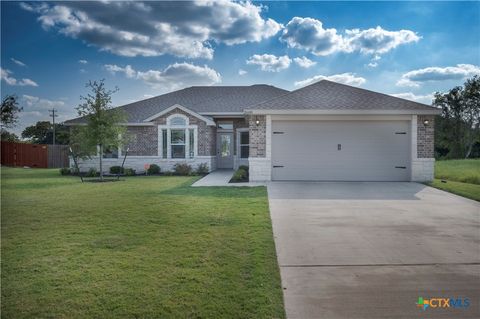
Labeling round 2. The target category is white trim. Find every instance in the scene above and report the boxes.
[200,112,245,117]
[124,123,155,126]
[157,124,198,159]
[236,128,249,160]
[64,122,154,126]
[143,104,216,126]
[271,115,412,121]
[167,113,189,126]
[199,112,244,115]
[246,109,441,115]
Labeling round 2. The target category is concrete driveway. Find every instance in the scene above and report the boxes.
[268,182,480,319]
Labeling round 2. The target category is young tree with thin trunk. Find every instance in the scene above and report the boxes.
[71,80,126,180]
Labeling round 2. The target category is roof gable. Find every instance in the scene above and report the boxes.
[144,104,215,126]
[247,80,441,114]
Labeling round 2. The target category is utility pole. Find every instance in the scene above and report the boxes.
[48,108,58,145]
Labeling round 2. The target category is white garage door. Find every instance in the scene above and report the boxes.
[272,120,411,181]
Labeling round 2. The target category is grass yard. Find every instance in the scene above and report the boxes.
[435,159,480,184]
[428,159,480,201]
[1,168,285,318]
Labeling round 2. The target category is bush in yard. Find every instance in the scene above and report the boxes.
[230,168,248,182]
[174,163,192,175]
[163,170,174,176]
[124,168,136,176]
[86,168,98,177]
[59,167,71,175]
[147,164,160,175]
[238,165,249,172]
[109,166,124,174]
[196,163,209,175]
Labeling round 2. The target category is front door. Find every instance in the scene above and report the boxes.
[217,132,234,168]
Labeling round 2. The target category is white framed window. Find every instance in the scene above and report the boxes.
[169,115,188,126]
[171,129,186,158]
[158,114,197,159]
[237,129,249,159]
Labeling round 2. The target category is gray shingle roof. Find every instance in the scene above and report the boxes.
[65,85,288,124]
[248,80,439,112]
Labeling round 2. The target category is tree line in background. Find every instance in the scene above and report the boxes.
[1,95,69,144]
[433,75,480,158]
[1,76,479,159]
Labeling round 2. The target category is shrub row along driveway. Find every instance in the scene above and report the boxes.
[1,168,285,318]
[268,182,480,319]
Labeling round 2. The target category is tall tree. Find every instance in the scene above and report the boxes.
[463,75,480,158]
[22,121,70,144]
[70,80,126,180]
[1,129,19,142]
[433,75,480,158]
[1,95,22,128]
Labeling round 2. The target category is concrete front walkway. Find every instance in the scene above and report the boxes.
[268,182,480,319]
[192,169,265,187]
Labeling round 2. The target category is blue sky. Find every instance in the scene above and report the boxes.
[1,1,479,135]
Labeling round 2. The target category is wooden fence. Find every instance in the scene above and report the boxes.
[1,142,69,168]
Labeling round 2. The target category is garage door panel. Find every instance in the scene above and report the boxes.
[272,120,410,181]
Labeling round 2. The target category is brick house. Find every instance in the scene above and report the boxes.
[65,80,440,182]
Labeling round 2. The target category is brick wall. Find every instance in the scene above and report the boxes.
[417,115,435,158]
[125,126,158,156]
[248,115,266,157]
[152,108,214,156]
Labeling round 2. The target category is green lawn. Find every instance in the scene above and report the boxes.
[429,179,480,202]
[435,159,480,184]
[1,168,285,319]
[428,159,480,201]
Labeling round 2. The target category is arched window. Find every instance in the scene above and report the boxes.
[168,115,188,126]
[160,114,196,159]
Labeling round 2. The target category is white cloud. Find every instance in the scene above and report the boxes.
[280,17,345,56]
[11,58,27,67]
[390,92,434,105]
[104,62,221,90]
[238,69,247,76]
[1,68,38,87]
[105,64,137,78]
[293,56,316,68]
[280,17,419,57]
[21,95,65,109]
[397,64,480,87]
[21,1,282,59]
[78,59,88,64]
[246,54,291,72]
[295,73,366,87]
[345,27,420,54]
[367,54,381,68]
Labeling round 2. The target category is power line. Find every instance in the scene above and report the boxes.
[48,109,58,145]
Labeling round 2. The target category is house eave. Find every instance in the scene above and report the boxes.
[64,122,155,126]
[199,112,245,118]
[245,109,441,115]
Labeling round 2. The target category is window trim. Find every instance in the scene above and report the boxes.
[237,128,250,159]
[170,129,186,159]
[168,113,189,126]
[217,121,234,131]
[158,114,197,159]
